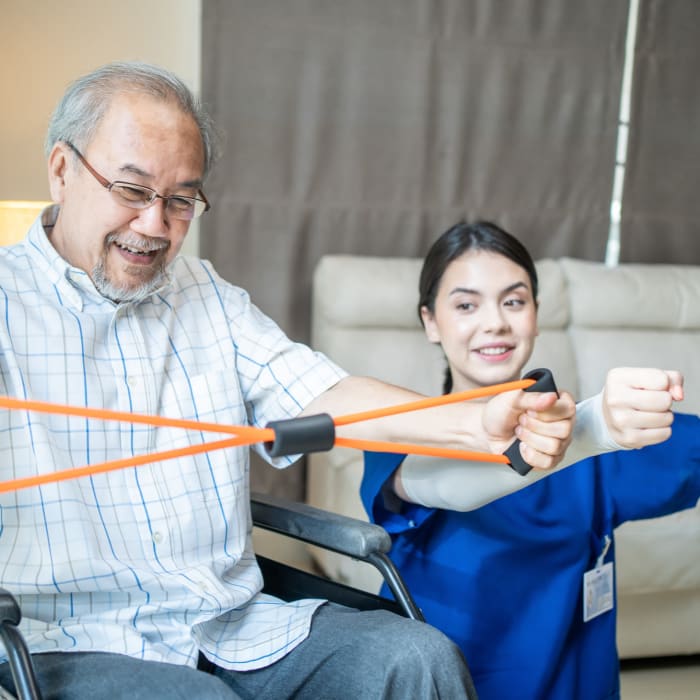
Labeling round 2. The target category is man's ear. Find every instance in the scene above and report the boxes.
[47,143,70,203]
[420,305,441,344]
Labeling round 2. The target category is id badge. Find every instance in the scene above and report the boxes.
[583,561,614,622]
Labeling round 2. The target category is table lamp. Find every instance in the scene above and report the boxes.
[0,200,52,246]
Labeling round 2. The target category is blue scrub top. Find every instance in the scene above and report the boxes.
[361,413,700,700]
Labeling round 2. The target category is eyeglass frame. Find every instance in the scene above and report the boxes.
[63,141,211,220]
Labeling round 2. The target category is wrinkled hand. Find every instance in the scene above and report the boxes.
[483,388,576,470]
[602,367,683,448]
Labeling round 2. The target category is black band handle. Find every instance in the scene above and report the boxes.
[503,368,559,476]
[265,413,336,458]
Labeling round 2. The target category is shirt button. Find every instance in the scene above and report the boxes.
[127,375,138,388]
[408,520,416,528]
[152,531,163,544]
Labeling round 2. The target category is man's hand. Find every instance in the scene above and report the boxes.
[602,367,683,448]
[483,388,576,470]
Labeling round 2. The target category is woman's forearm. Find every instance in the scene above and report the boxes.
[396,392,620,511]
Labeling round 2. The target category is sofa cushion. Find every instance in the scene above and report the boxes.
[615,503,700,592]
[561,258,700,411]
[562,257,700,329]
[312,254,580,396]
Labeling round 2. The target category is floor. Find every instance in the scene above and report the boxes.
[619,656,700,699]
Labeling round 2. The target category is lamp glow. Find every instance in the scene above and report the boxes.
[0,200,52,246]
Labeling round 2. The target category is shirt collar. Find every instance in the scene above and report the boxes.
[26,204,172,311]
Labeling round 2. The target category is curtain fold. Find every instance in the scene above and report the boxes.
[201,0,627,497]
[620,0,700,263]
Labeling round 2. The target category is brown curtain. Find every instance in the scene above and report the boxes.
[200,0,627,497]
[620,0,700,263]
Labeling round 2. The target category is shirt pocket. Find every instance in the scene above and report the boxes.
[157,368,246,426]
[134,370,250,567]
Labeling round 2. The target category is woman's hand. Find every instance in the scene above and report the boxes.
[483,388,577,470]
[602,367,683,448]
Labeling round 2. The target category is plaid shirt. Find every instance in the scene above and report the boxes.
[0,207,346,670]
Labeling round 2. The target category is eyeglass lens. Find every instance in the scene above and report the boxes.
[110,183,207,220]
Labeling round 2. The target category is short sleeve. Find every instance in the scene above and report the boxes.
[361,451,437,534]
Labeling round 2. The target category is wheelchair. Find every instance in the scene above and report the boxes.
[0,491,423,700]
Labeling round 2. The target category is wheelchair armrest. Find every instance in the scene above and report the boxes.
[0,589,21,627]
[250,490,391,560]
[0,588,43,700]
[250,491,424,621]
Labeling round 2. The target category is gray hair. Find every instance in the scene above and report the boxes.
[45,61,221,178]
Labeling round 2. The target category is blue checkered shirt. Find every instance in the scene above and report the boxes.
[0,208,346,670]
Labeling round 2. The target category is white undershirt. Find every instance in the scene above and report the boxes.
[399,392,622,511]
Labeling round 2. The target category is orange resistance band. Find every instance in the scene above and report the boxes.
[0,376,535,493]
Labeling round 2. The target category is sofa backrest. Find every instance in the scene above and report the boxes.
[559,258,700,410]
[312,255,700,411]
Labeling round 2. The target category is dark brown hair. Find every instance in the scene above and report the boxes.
[419,221,538,394]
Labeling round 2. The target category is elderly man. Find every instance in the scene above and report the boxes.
[0,62,576,698]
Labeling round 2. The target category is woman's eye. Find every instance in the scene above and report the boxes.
[504,298,526,308]
[456,302,475,311]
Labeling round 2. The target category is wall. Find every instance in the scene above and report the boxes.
[0,0,202,254]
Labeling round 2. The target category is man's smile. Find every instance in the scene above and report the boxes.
[109,233,169,266]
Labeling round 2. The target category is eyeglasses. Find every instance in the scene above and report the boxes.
[65,142,211,220]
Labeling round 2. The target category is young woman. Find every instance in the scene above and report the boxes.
[360,221,700,700]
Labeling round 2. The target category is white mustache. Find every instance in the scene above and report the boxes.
[107,233,169,253]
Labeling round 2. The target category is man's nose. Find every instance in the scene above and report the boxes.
[130,198,169,237]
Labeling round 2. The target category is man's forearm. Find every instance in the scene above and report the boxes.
[301,376,488,451]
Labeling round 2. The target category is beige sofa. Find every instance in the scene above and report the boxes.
[307,254,700,659]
